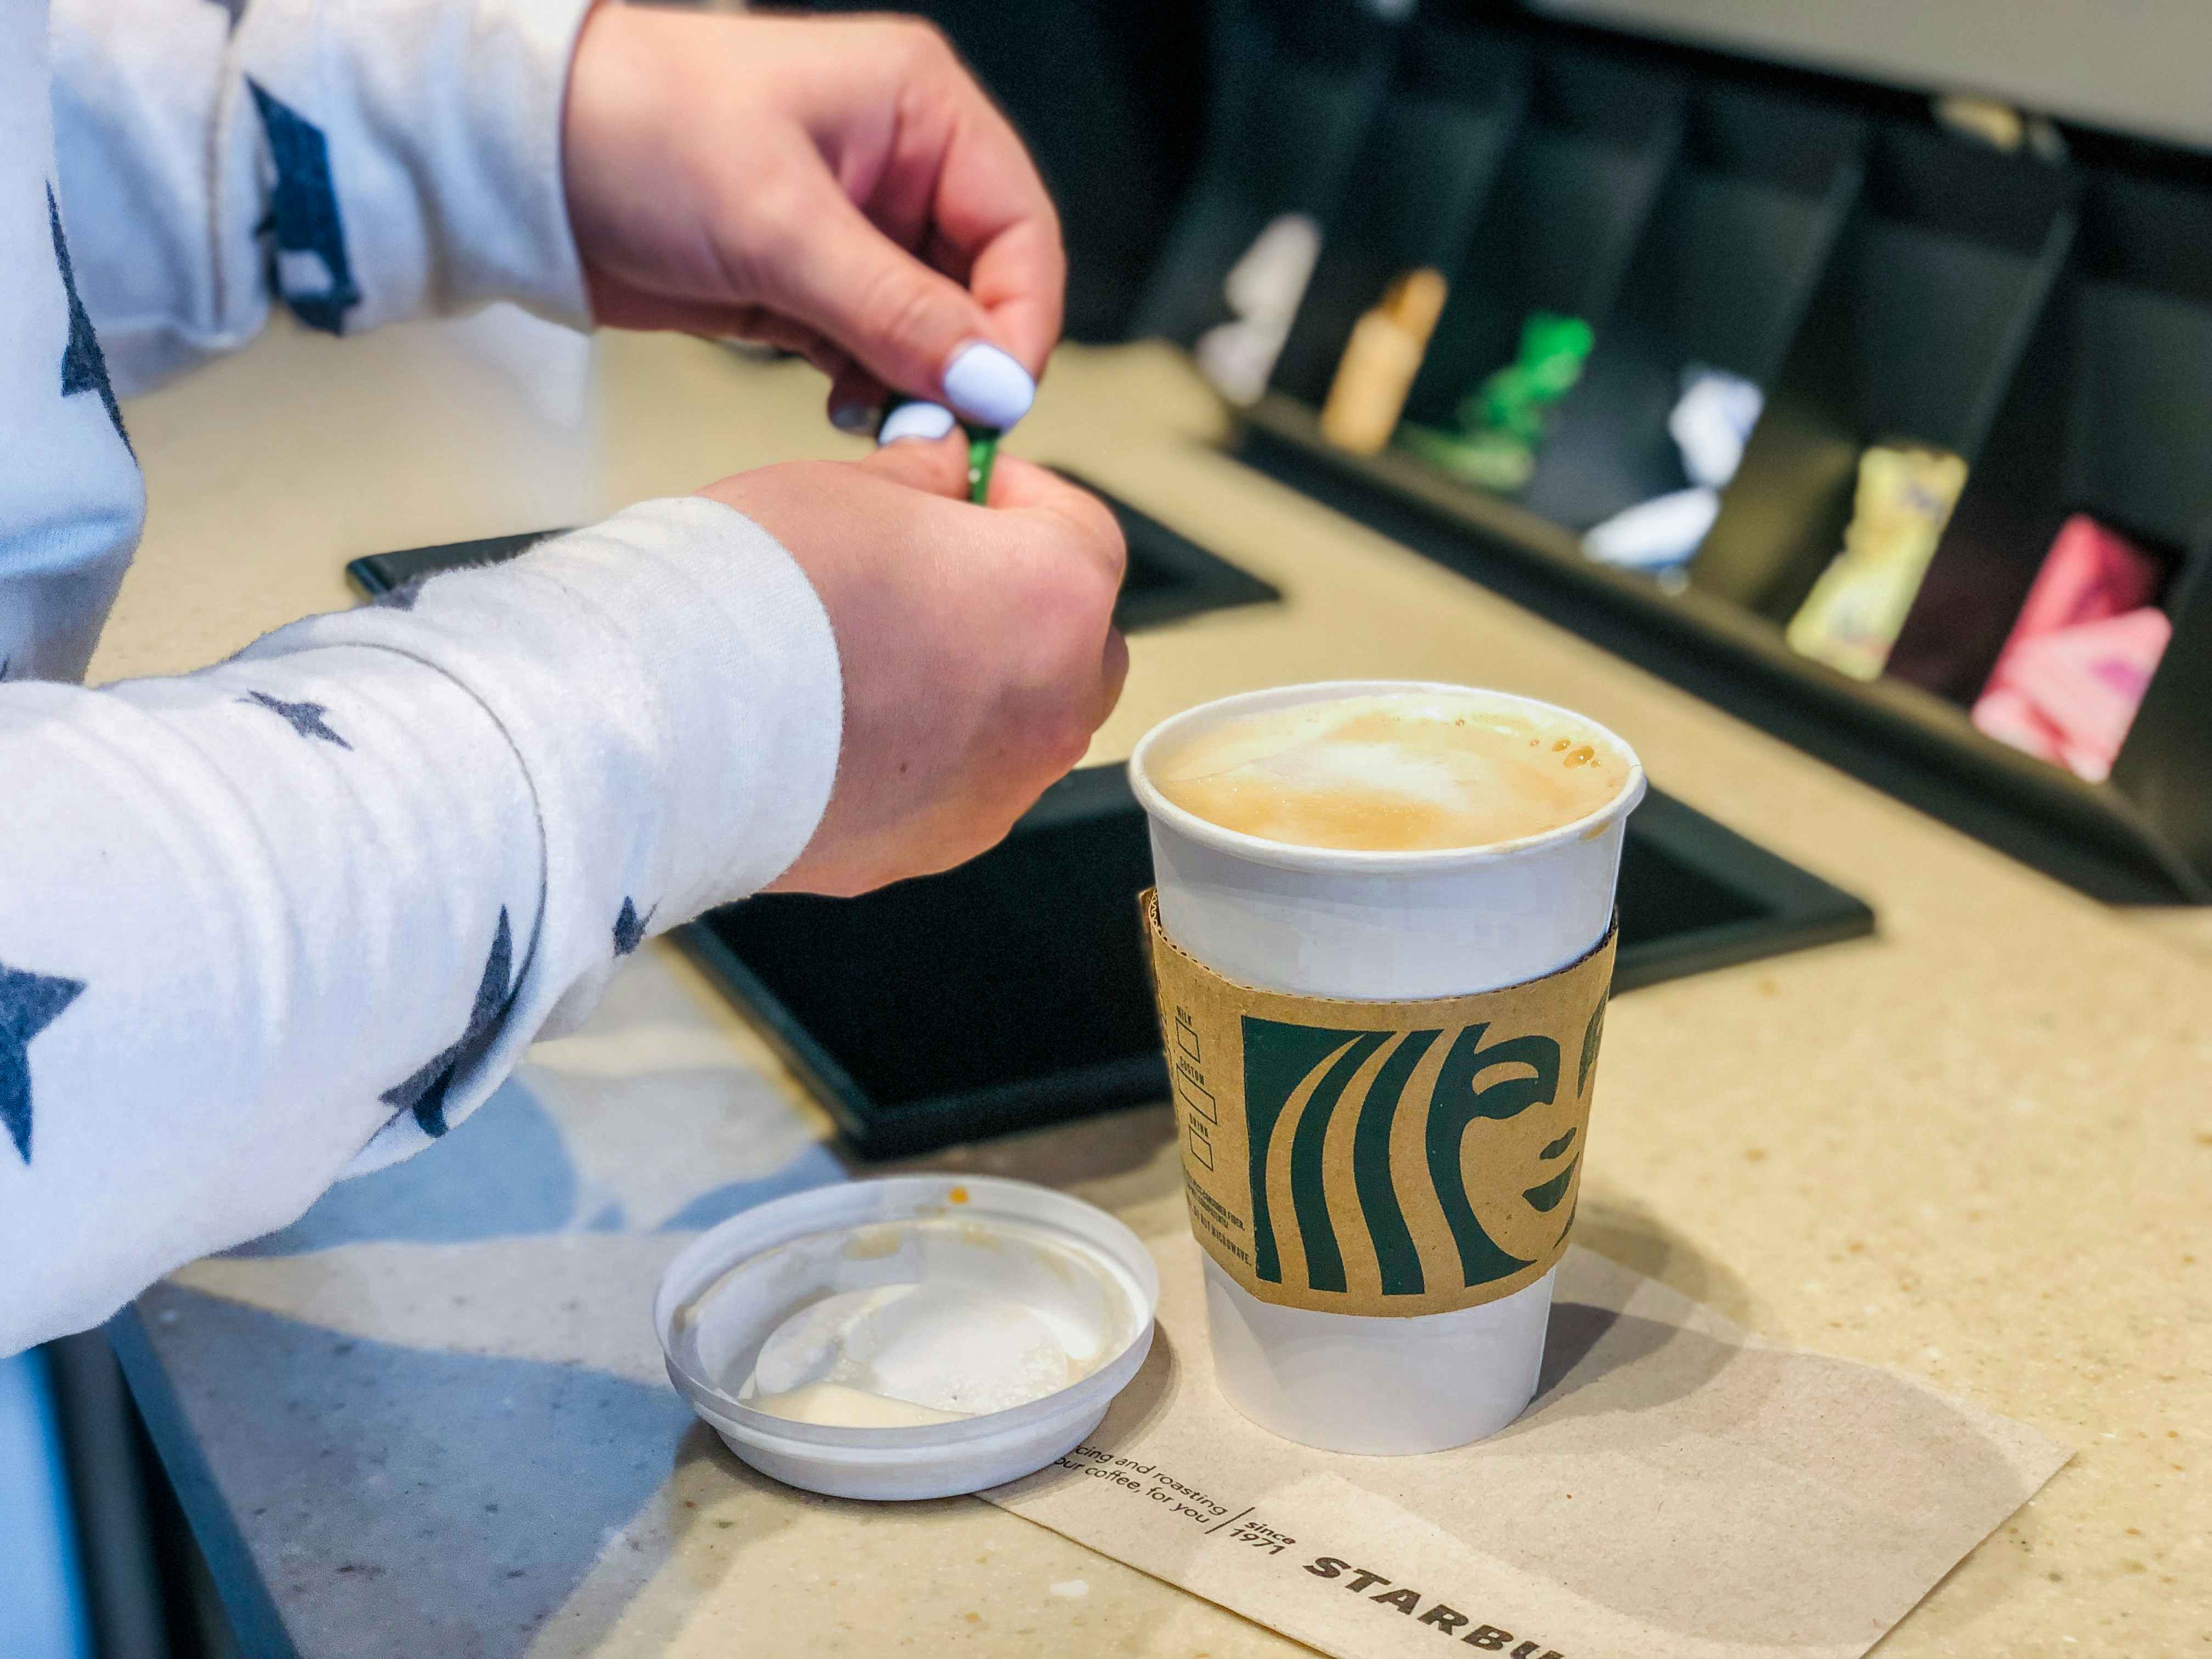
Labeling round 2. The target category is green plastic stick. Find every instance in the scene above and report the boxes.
[966,424,1000,504]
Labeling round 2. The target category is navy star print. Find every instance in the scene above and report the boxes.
[1,962,86,1164]
[613,898,654,957]
[48,187,129,454]
[241,690,350,749]
[247,81,362,335]
[379,910,516,1138]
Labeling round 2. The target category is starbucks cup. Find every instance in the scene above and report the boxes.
[1129,681,1644,1454]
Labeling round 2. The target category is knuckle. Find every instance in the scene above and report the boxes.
[1091,515,1129,585]
[1016,697,1092,775]
[1045,530,1124,620]
[1076,556,1122,627]
[1056,492,1125,578]
[1052,701,1101,765]
[747,157,811,227]
[1015,549,1113,639]
[1030,197,1068,261]
[894,17,956,70]
[733,170,814,287]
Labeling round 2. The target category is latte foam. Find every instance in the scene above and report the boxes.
[1148,692,1628,852]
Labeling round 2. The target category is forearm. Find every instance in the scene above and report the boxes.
[49,0,596,393]
[0,498,840,1351]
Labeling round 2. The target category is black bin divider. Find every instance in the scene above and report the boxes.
[1517,83,1865,532]
[1890,172,2212,702]
[1691,128,2078,622]
[1130,0,1397,347]
[2113,543,2212,883]
[1401,47,1686,430]
[1267,21,1532,408]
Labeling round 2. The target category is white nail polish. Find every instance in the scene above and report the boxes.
[877,401,957,445]
[831,402,879,433]
[941,343,1035,429]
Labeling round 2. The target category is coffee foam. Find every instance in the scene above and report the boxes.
[1148,692,1627,852]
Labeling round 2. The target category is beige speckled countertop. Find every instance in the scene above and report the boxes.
[109,313,2210,1655]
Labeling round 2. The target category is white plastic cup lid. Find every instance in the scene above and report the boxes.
[654,1175,1159,1501]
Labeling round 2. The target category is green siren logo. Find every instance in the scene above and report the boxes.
[1238,1003,1602,1297]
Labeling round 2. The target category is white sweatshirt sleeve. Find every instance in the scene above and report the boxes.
[0,503,844,1354]
[3,0,849,1356]
[48,0,595,392]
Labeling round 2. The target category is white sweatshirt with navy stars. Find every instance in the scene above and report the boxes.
[0,0,846,1353]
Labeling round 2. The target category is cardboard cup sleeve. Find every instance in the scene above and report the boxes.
[1143,891,1618,1319]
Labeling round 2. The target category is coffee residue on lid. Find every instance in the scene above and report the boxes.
[731,1218,1128,1430]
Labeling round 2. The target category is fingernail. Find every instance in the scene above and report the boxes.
[831,401,879,434]
[877,400,957,445]
[941,342,1035,429]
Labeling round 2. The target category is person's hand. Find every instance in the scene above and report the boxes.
[563,5,1063,432]
[701,436,1127,895]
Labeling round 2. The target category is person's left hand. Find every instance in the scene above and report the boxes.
[561,5,1064,433]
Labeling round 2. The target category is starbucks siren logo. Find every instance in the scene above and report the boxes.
[1239,1007,1600,1298]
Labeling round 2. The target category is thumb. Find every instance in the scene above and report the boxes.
[853,428,970,499]
[755,169,1036,428]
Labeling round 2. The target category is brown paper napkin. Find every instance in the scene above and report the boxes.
[987,1233,2067,1659]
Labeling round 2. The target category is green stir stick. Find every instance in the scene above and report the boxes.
[965,424,1000,504]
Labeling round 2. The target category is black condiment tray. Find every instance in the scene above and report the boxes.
[680,764,1872,1159]
[342,472,1277,634]
[1145,2,2212,902]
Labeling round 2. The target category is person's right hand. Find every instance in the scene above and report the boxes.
[700,436,1128,895]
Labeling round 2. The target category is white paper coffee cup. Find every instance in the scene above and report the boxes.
[1130,681,1645,1454]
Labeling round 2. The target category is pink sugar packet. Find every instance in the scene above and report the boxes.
[1974,516,2170,780]
[1993,514,2161,654]
[1972,682,2066,765]
[1976,606,2172,781]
